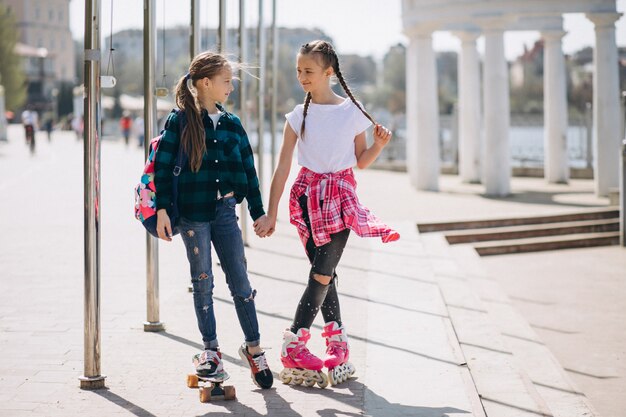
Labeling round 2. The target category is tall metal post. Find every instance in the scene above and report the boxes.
[0,86,7,142]
[269,0,278,172]
[619,138,626,246]
[190,0,200,58]
[218,0,227,53]
[144,0,164,332]
[239,0,249,245]
[257,0,265,194]
[619,91,626,246]
[79,0,106,390]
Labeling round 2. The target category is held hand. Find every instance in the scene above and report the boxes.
[373,124,392,148]
[156,209,173,242]
[253,215,275,238]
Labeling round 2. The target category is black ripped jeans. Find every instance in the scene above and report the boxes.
[290,195,349,333]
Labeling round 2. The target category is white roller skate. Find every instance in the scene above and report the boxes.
[322,321,355,385]
[279,328,329,388]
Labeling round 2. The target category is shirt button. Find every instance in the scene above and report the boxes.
[214,139,217,143]
[216,179,220,183]
[215,160,218,163]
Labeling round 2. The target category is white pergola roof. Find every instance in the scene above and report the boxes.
[402,0,619,31]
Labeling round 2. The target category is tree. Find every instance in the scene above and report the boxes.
[0,4,26,110]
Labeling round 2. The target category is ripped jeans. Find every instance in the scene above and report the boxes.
[179,196,260,349]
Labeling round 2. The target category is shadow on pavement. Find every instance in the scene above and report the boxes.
[479,190,605,208]
[246,246,436,284]
[91,388,158,417]
[209,298,461,367]
[247,269,446,318]
[158,330,469,416]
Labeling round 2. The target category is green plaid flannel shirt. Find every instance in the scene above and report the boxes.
[154,107,265,222]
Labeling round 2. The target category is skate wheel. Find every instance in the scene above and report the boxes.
[317,373,329,389]
[199,387,211,403]
[187,374,199,388]
[293,377,303,385]
[328,370,337,386]
[279,369,292,384]
[304,379,316,387]
[346,362,356,377]
[224,385,236,400]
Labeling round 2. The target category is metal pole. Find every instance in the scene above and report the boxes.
[79,0,106,390]
[218,0,227,53]
[257,0,265,194]
[269,0,278,172]
[190,0,200,58]
[0,86,7,142]
[144,0,164,332]
[619,92,626,246]
[239,0,249,245]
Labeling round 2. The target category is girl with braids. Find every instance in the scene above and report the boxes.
[258,40,400,387]
[154,51,273,389]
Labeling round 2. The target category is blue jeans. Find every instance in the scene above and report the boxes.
[179,196,260,349]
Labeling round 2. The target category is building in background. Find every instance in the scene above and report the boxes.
[1,0,75,111]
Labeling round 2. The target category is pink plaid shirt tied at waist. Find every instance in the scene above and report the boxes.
[289,167,400,248]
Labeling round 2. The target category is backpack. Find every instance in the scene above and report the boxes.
[134,110,187,238]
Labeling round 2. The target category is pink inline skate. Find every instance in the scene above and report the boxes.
[322,321,355,385]
[279,328,329,388]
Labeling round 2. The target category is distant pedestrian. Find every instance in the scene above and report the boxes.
[21,106,38,145]
[133,115,144,147]
[71,114,83,140]
[259,40,400,388]
[43,112,54,141]
[120,111,132,145]
[153,51,273,390]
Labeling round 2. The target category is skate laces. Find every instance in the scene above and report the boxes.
[251,353,269,372]
[201,350,219,365]
[288,340,318,361]
[327,340,347,355]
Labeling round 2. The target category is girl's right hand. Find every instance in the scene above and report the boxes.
[156,209,173,241]
[253,215,276,238]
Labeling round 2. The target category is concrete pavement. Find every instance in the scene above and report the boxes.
[0,126,623,416]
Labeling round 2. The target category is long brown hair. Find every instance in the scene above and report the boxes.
[298,40,376,139]
[174,51,231,172]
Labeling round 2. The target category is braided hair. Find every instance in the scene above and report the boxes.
[299,40,375,139]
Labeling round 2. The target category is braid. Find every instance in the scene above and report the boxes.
[297,40,377,139]
[334,62,376,125]
[300,92,312,139]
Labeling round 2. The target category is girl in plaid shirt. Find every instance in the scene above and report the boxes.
[257,40,400,387]
[154,51,274,389]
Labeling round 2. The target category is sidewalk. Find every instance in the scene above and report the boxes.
[0,126,623,416]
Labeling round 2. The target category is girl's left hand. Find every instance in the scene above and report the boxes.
[373,124,392,147]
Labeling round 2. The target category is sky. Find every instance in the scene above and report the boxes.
[69,0,626,61]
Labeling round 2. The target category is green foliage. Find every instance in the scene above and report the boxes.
[0,4,26,110]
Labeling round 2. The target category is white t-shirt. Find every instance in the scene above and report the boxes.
[208,111,223,130]
[285,98,372,174]
[21,110,38,127]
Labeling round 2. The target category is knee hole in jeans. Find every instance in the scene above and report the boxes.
[312,273,332,285]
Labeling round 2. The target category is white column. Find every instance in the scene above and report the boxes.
[542,30,569,183]
[586,12,623,196]
[456,31,482,183]
[482,26,510,196]
[405,31,439,191]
